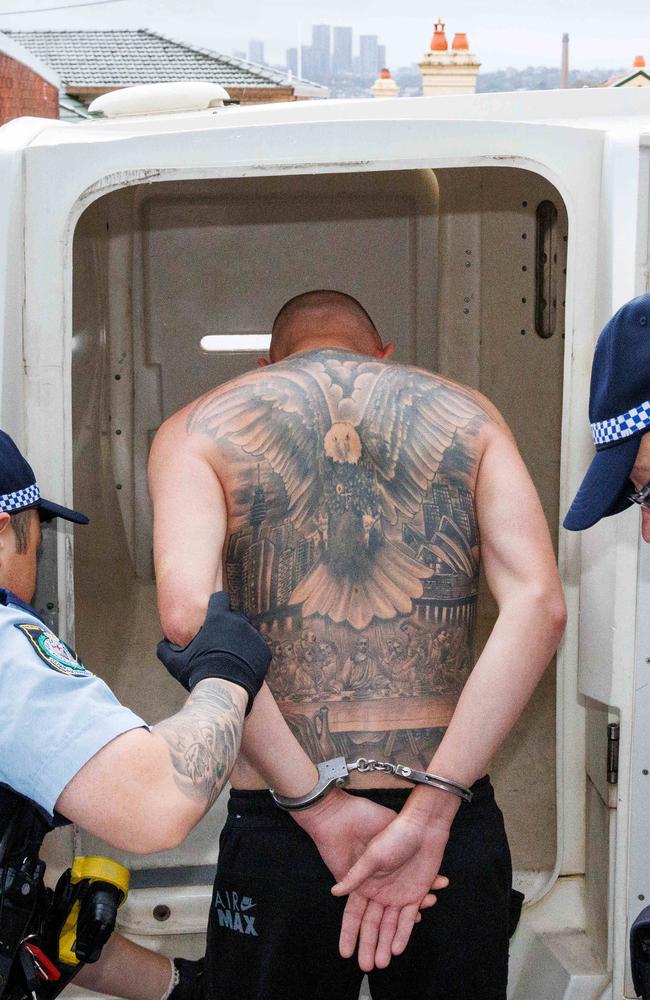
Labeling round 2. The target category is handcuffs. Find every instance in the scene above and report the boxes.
[270,756,473,811]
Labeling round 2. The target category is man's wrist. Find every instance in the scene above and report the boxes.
[402,783,462,829]
[290,787,350,833]
[267,761,320,801]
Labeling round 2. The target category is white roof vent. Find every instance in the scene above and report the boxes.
[89,81,231,118]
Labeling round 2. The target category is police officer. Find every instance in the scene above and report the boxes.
[564,292,650,537]
[0,429,271,1000]
[563,293,650,999]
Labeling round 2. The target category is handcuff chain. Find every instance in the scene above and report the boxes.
[348,758,396,775]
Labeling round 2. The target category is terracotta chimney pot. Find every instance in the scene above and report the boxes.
[430,18,448,51]
[452,32,469,51]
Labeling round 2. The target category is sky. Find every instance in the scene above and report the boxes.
[0,0,647,72]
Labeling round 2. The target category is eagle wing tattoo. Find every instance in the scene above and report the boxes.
[187,362,482,630]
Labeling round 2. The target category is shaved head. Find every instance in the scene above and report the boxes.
[270,290,383,361]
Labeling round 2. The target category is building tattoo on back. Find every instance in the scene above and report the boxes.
[187,350,487,769]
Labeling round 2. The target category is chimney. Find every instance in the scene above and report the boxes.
[560,33,569,89]
[419,19,481,97]
[371,67,400,98]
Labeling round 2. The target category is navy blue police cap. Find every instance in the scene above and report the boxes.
[564,293,650,531]
[0,430,88,524]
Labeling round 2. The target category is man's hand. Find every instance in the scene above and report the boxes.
[293,790,448,971]
[330,808,452,969]
[156,592,270,713]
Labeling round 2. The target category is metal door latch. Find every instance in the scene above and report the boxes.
[607,722,619,785]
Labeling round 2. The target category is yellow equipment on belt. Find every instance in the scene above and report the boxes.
[58,857,129,966]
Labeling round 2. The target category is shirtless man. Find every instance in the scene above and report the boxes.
[149,290,566,1000]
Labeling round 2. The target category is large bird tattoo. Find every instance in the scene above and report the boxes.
[188,357,481,630]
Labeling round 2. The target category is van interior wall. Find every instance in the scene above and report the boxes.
[70,167,566,892]
[435,167,567,884]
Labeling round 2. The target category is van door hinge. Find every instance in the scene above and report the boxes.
[607,722,620,784]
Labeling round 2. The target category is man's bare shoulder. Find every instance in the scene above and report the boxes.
[184,353,502,414]
[153,369,262,449]
[159,353,510,461]
[391,362,512,442]
[393,362,484,404]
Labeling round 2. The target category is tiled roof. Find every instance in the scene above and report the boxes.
[609,68,650,87]
[4,29,298,90]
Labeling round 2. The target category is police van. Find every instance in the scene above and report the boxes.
[2,78,650,1000]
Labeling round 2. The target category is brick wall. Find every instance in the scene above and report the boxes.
[70,84,298,107]
[0,53,58,126]
[227,86,296,104]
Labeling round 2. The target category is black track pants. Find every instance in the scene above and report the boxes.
[205,778,514,1000]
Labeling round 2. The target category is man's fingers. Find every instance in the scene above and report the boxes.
[374,907,400,970]
[357,900,385,973]
[338,893,367,959]
[391,904,421,957]
[419,893,437,910]
[433,874,449,890]
[331,850,380,897]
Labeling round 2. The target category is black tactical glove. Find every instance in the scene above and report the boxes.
[156,592,270,714]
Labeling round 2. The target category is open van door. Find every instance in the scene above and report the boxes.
[2,88,650,999]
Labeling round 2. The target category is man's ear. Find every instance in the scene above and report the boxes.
[377,342,395,360]
[0,512,10,564]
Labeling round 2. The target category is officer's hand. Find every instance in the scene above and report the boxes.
[157,592,270,713]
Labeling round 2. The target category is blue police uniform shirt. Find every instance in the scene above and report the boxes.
[0,589,146,820]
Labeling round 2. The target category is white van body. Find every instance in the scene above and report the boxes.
[2,87,650,1000]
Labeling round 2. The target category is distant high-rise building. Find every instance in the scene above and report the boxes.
[311,24,331,79]
[333,26,353,74]
[232,49,246,61]
[286,47,298,76]
[301,44,315,80]
[248,40,264,64]
[377,45,387,71]
[359,35,379,76]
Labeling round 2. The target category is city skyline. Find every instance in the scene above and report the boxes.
[283,23,388,82]
[225,463,478,634]
[0,2,647,74]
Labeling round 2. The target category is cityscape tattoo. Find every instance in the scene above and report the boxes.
[187,351,487,770]
[154,681,244,807]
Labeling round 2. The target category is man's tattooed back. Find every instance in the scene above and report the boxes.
[186,349,488,771]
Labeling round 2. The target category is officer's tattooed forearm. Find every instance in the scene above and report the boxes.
[154,681,245,808]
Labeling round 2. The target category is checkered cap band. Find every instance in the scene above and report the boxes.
[591,400,650,446]
[0,482,40,513]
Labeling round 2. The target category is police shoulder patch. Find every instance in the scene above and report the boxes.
[15,623,92,677]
